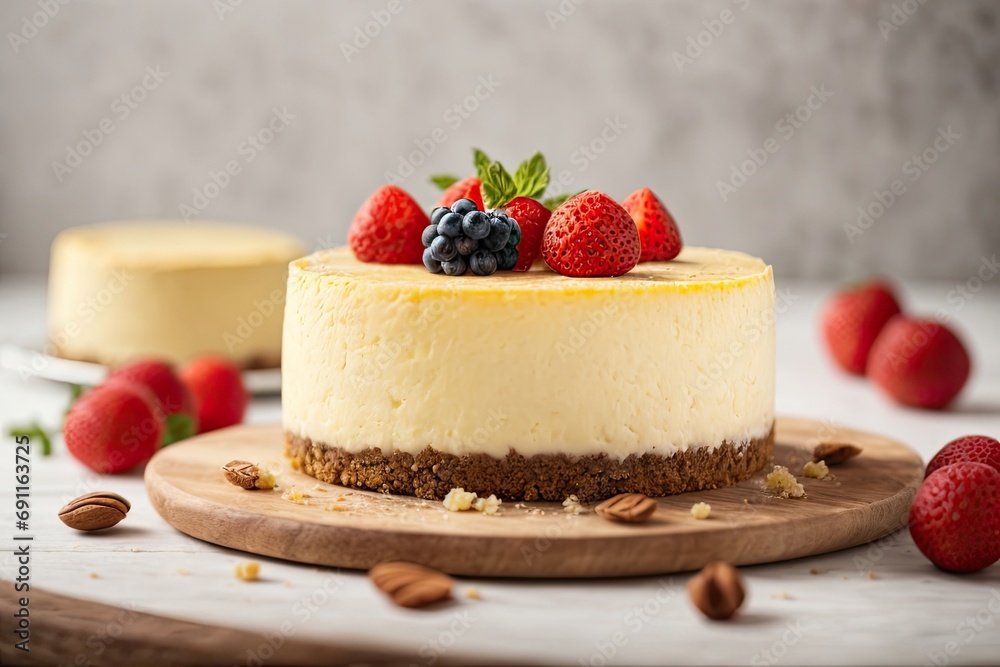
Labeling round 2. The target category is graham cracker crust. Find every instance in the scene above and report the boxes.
[283,427,775,502]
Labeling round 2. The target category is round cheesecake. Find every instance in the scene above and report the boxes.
[282,246,775,501]
[48,221,306,368]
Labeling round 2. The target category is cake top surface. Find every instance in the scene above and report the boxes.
[54,221,306,268]
[294,246,771,293]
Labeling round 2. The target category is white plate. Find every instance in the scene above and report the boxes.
[0,343,281,395]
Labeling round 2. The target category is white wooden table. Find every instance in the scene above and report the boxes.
[1,275,999,666]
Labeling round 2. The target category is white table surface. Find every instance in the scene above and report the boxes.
[1,274,999,666]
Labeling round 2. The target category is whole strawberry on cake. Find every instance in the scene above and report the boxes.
[282,150,775,501]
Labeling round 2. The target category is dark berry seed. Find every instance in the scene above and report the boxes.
[507,219,522,247]
[423,247,442,273]
[462,211,491,240]
[497,245,518,271]
[484,218,511,251]
[430,207,450,225]
[442,256,468,276]
[429,235,458,262]
[421,224,439,248]
[438,212,463,238]
[454,235,478,256]
[451,198,479,216]
[469,249,498,276]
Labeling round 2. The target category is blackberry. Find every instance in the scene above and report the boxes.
[420,200,522,276]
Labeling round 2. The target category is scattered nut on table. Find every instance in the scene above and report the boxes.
[595,493,657,523]
[813,442,862,464]
[688,562,746,621]
[369,562,454,608]
[58,491,130,531]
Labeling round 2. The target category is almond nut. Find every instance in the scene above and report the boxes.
[58,492,130,532]
[687,562,746,621]
[813,442,862,465]
[595,493,657,523]
[369,562,454,608]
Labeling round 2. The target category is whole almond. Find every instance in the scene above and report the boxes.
[687,562,746,621]
[58,492,130,532]
[595,493,657,523]
[369,562,454,608]
[813,442,862,465]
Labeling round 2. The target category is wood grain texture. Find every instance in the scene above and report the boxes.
[145,418,923,578]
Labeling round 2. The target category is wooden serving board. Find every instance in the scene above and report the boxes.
[146,417,923,578]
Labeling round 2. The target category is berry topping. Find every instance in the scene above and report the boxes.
[866,316,971,409]
[421,224,439,248]
[348,185,429,264]
[454,235,478,256]
[442,257,468,276]
[430,206,450,225]
[909,462,1000,573]
[469,249,498,276]
[821,279,902,375]
[483,217,511,252]
[452,198,480,217]
[502,197,549,271]
[496,245,519,271]
[429,236,458,262]
[925,435,1000,478]
[437,212,463,238]
[462,211,491,240]
[621,187,683,262]
[422,247,442,274]
[541,191,641,277]
[433,176,484,211]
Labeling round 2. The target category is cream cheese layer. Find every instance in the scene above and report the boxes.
[282,246,775,459]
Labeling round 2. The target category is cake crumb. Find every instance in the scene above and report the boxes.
[256,468,277,490]
[765,465,806,498]
[282,487,309,505]
[443,488,477,512]
[472,494,502,516]
[176,569,191,576]
[867,571,879,580]
[465,587,481,600]
[771,591,793,600]
[130,547,142,553]
[311,484,329,493]
[235,561,261,582]
[562,495,583,515]
[88,572,99,579]
[690,502,712,520]
[289,456,302,471]
[803,460,830,480]
[325,503,348,512]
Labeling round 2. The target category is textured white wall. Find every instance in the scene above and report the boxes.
[0,0,997,278]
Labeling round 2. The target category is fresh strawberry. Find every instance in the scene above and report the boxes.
[436,177,484,211]
[621,188,682,262]
[867,316,971,409]
[348,185,429,264]
[64,379,164,474]
[541,191,640,277]
[502,196,550,271]
[909,462,1000,573]
[925,435,1000,478]
[108,359,197,444]
[820,280,902,375]
[179,356,248,433]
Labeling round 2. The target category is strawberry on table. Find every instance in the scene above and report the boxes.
[925,435,1000,478]
[621,188,682,262]
[866,316,971,409]
[909,462,1000,573]
[348,185,429,264]
[109,359,197,443]
[541,191,641,277]
[64,379,164,474]
[179,355,248,433]
[820,279,902,375]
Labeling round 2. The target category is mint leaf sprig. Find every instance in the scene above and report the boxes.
[431,148,572,211]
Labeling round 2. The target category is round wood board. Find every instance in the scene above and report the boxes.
[145,417,923,578]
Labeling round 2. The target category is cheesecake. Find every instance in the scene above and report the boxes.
[282,246,776,501]
[48,221,306,368]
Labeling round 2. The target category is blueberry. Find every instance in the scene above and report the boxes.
[438,212,463,238]
[462,211,491,240]
[430,207,450,225]
[442,256,468,276]
[451,198,479,216]
[421,224,439,248]
[423,247,443,273]
[507,219,522,247]
[429,235,457,262]
[483,217,511,251]
[469,249,498,276]
[454,235,478,256]
[496,245,518,271]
